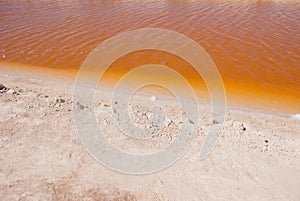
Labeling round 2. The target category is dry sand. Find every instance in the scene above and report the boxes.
[0,72,299,201]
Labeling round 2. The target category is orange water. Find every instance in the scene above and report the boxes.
[0,0,299,112]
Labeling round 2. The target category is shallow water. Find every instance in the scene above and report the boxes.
[0,0,299,112]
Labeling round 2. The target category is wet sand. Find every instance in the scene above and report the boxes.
[0,71,299,201]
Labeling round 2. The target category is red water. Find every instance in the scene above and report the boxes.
[0,0,299,112]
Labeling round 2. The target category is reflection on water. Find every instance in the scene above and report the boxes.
[0,0,299,111]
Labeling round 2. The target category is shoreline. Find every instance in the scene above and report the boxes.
[0,61,299,115]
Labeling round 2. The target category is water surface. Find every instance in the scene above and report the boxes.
[0,0,299,112]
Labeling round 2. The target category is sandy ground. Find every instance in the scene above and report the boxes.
[0,72,299,201]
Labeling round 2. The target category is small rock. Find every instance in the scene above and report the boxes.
[189,119,194,124]
[76,101,87,110]
[212,119,219,124]
[0,84,6,90]
[7,89,18,95]
[264,139,269,143]
[167,120,174,127]
[104,104,109,107]
[241,124,246,131]
[56,98,65,103]
[0,84,8,92]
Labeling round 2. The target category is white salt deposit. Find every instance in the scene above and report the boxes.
[150,96,158,101]
[291,114,300,120]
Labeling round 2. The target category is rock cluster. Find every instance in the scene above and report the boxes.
[0,84,8,93]
[0,84,19,95]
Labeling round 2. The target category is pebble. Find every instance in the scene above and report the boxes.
[56,98,65,103]
[241,124,246,131]
[76,101,86,110]
[212,119,219,124]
